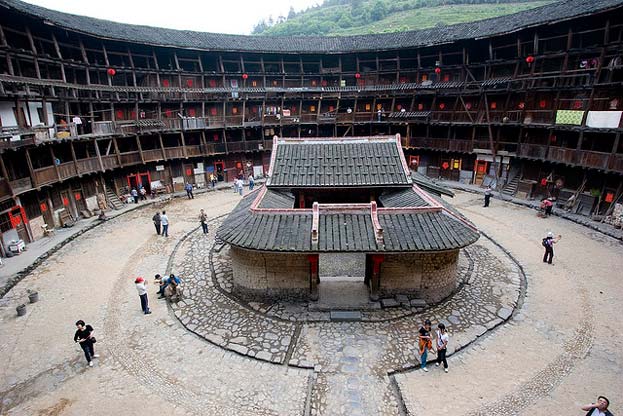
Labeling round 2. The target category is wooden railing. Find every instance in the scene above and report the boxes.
[58,162,77,180]
[119,151,141,165]
[101,155,119,170]
[33,166,57,186]
[9,177,33,194]
[609,154,623,173]
[142,149,163,162]
[576,150,609,169]
[164,147,184,159]
[518,143,548,159]
[547,147,576,164]
[186,145,202,157]
[0,178,12,199]
[76,158,100,175]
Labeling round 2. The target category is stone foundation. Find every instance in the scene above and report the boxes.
[229,246,311,301]
[379,250,459,303]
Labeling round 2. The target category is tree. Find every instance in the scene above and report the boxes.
[371,0,388,21]
[288,6,296,19]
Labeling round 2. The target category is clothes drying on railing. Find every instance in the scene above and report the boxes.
[555,110,584,125]
[586,111,622,129]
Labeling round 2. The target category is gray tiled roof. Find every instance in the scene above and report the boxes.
[379,188,429,208]
[411,171,455,197]
[2,0,621,53]
[268,140,410,187]
[257,190,296,209]
[217,197,479,252]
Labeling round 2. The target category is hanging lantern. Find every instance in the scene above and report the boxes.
[540,178,547,187]
[434,67,441,74]
[539,100,547,109]
[441,161,450,170]
[490,102,497,110]
[439,103,445,110]
[525,56,535,64]
[465,102,472,110]
[518,102,525,109]
[355,72,361,79]
[242,73,249,80]
[417,103,424,111]
[186,79,193,87]
[107,68,116,76]
[162,79,170,87]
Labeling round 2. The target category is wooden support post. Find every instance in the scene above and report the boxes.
[0,154,15,196]
[180,132,188,158]
[159,134,167,160]
[69,142,80,176]
[112,137,123,167]
[94,139,105,172]
[308,254,319,301]
[0,23,7,46]
[136,135,145,164]
[24,148,36,187]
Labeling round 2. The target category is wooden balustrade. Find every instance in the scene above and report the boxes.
[609,154,623,173]
[57,162,77,180]
[164,147,184,159]
[33,166,58,186]
[186,145,202,157]
[92,121,115,135]
[225,116,244,127]
[226,142,244,152]
[101,155,120,170]
[518,143,548,159]
[547,147,576,164]
[576,150,610,169]
[142,149,163,162]
[9,177,33,194]
[75,158,100,175]
[119,151,141,165]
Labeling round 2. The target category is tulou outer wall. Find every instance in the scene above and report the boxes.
[379,250,459,303]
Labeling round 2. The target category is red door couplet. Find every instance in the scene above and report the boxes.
[308,254,319,301]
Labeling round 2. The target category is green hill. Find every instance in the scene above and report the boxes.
[252,0,554,36]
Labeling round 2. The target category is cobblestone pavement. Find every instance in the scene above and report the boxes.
[0,190,621,415]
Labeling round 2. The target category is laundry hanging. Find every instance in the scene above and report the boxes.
[555,110,584,125]
[586,111,623,128]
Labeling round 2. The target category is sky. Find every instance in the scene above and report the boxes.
[22,0,321,35]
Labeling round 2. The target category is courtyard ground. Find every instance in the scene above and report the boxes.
[0,188,621,415]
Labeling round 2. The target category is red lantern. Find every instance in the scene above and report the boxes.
[417,103,424,111]
[321,80,327,87]
[116,110,124,119]
[439,103,445,110]
[242,73,249,80]
[442,161,450,170]
[62,197,69,206]
[107,68,116,76]
[490,102,497,110]
[186,168,192,176]
[355,72,361,79]
[539,100,547,109]
[540,178,547,187]
[75,193,82,201]
[209,79,217,88]
[186,79,193,87]
[465,102,472,110]
[434,67,441,74]
[605,192,614,203]
[525,56,535,64]
[162,79,170,87]
[518,102,525,109]
[40,202,48,212]
[213,134,219,141]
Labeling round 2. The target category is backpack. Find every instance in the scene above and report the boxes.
[542,238,549,247]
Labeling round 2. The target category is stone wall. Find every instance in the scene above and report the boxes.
[379,250,459,303]
[229,246,310,301]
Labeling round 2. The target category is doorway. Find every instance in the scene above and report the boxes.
[214,162,225,181]
[317,253,370,308]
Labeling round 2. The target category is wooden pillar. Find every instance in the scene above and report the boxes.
[308,254,319,301]
[369,254,384,301]
[94,139,105,172]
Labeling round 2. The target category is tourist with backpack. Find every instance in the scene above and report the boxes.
[542,232,561,264]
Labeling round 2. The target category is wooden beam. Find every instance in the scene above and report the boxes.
[49,146,62,182]
[24,148,36,187]
[135,135,145,164]
[93,139,105,172]
[69,141,80,176]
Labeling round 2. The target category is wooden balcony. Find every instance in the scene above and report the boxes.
[181,118,207,130]
[101,155,120,170]
[164,147,184,159]
[58,162,77,180]
[186,145,202,157]
[609,154,623,173]
[0,178,12,200]
[547,147,577,165]
[142,149,164,162]
[33,166,57,186]
[576,150,609,170]
[224,116,244,127]
[119,151,141,165]
[9,177,33,194]
[407,137,473,153]
[518,143,547,159]
[75,158,100,175]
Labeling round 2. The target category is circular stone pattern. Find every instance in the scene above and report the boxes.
[171,218,523,371]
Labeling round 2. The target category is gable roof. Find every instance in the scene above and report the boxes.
[267,136,411,188]
[1,0,622,53]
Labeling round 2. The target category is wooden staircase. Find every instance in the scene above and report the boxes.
[502,175,520,197]
[106,188,124,210]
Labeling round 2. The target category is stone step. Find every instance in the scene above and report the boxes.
[329,310,362,321]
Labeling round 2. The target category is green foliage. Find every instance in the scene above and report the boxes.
[251,0,553,36]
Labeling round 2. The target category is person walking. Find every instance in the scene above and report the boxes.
[135,277,151,314]
[418,319,434,372]
[185,182,194,199]
[582,396,613,416]
[210,173,217,188]
[542,231,561,264]
[199,209,209,234]
[435,323,449,373]
[139,186,147,201]
[152,212,161,235]
[248,174,255,191]
[236,178,243,196]
[74,320,99,367]
[160,211,169,237]
[484,186,492,207]
[131,188,139,204]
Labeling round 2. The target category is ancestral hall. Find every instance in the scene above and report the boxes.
[218,135,479,302]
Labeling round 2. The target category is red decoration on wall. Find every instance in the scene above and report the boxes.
[605,192,615,203]
[572,100,583,109]
[525,55,535,64]
[235,162,242,169]
[396,104,402,110]
[209,79,217,88]
[40,202,48,212]
[210,108,217,116]
[441,161,450,170]
[465,102,472,110]
[328,106,334,112]
[62,197,69,206]
[518,102,525,109]
[165,109,173,118]
[539,100,547,108]
[10,215,21,227]
[116,110,124,119]
[130,111,136,119]
[354,72,361,79]
[439,103,446,110]
[399,77,407,83]
[213,133,219,141]
[434,67,441,74]
[185,168,192,176]
[162,79,170,87]
[443,74,450,82]
[107,68,116,76]
[321,80,328,87]
[186,79,193,87]
[311,80,317,87]
[540,178,547,186]
[188,108,196,117]
[490,102,497,110]
[74,193,81,201]
[418,103,424,111]
[242,73,249,79]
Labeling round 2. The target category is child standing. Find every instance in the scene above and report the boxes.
[435,323,450,373]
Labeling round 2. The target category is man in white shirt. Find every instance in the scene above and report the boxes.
[160,211,169,237]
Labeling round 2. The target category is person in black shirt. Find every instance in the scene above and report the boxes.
[74,320,99,367]
[418,319,434,372]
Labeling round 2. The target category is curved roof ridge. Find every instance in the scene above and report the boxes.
[2,0,622,53]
